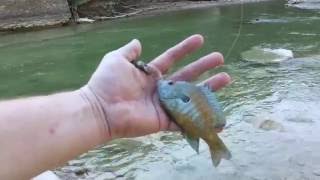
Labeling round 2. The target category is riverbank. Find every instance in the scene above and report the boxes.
[129,0,272,16]
[0,0,271,32]
[79,0,272,20]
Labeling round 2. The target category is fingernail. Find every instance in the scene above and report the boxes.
[220,72,232,86]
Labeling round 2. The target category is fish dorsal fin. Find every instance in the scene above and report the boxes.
[199,85,225,122]
[199,85,219,107]
[199,85,215,98]
[184,133,200,154]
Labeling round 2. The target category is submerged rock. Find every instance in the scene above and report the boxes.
[253,118,285,131]
[242,47,294,64]
[259,120,284,131]
[287,0,320,10]
[248,18,289,24]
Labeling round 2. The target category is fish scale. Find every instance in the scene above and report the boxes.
[177,98,204,131]
[192,91,214,126]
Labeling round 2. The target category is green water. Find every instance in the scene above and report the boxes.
[1,0,318,98]
[2,0,320,179]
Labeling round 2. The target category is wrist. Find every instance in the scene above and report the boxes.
[77,86,112,142]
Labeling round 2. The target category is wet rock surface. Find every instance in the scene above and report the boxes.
[241,47,294,64]
[287,0,320,9]
[0,0,71,31]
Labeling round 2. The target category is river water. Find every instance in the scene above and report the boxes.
[1,0,320,179]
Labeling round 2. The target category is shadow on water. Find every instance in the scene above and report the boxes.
[1,0,320,179]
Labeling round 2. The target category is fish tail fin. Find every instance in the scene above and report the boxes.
[208,135,232,167]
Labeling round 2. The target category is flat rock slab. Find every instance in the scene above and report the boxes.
[0,0,71,31]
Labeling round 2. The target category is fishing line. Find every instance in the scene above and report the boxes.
[185,1,246,160]
[225,0,244,60]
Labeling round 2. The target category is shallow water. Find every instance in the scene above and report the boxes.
[1,0,320,179]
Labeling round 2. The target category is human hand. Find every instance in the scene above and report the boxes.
[80,34,231,140]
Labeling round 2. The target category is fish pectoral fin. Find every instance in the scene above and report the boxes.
[184,134,200,154]
[208,135,232,167]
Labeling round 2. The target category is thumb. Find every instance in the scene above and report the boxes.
[117,39,142,61]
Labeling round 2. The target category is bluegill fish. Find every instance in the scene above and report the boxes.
[157,80,232,166]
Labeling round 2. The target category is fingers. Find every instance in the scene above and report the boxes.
[168,51,231,91]
[199,72,232,91]
[169,52,224,82]
[116,39,142,61]
[149,34,204,73]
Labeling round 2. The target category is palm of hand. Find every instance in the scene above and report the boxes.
[85,35,231,139]
[88,52,167,138]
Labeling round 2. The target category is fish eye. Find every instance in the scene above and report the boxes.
[168,81,174,85]
[181,95,190,103]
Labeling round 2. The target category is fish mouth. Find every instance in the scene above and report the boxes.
[214,123,226,133]
[215,127,224,133]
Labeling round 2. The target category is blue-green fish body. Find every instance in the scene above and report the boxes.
[157,80,231,166]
